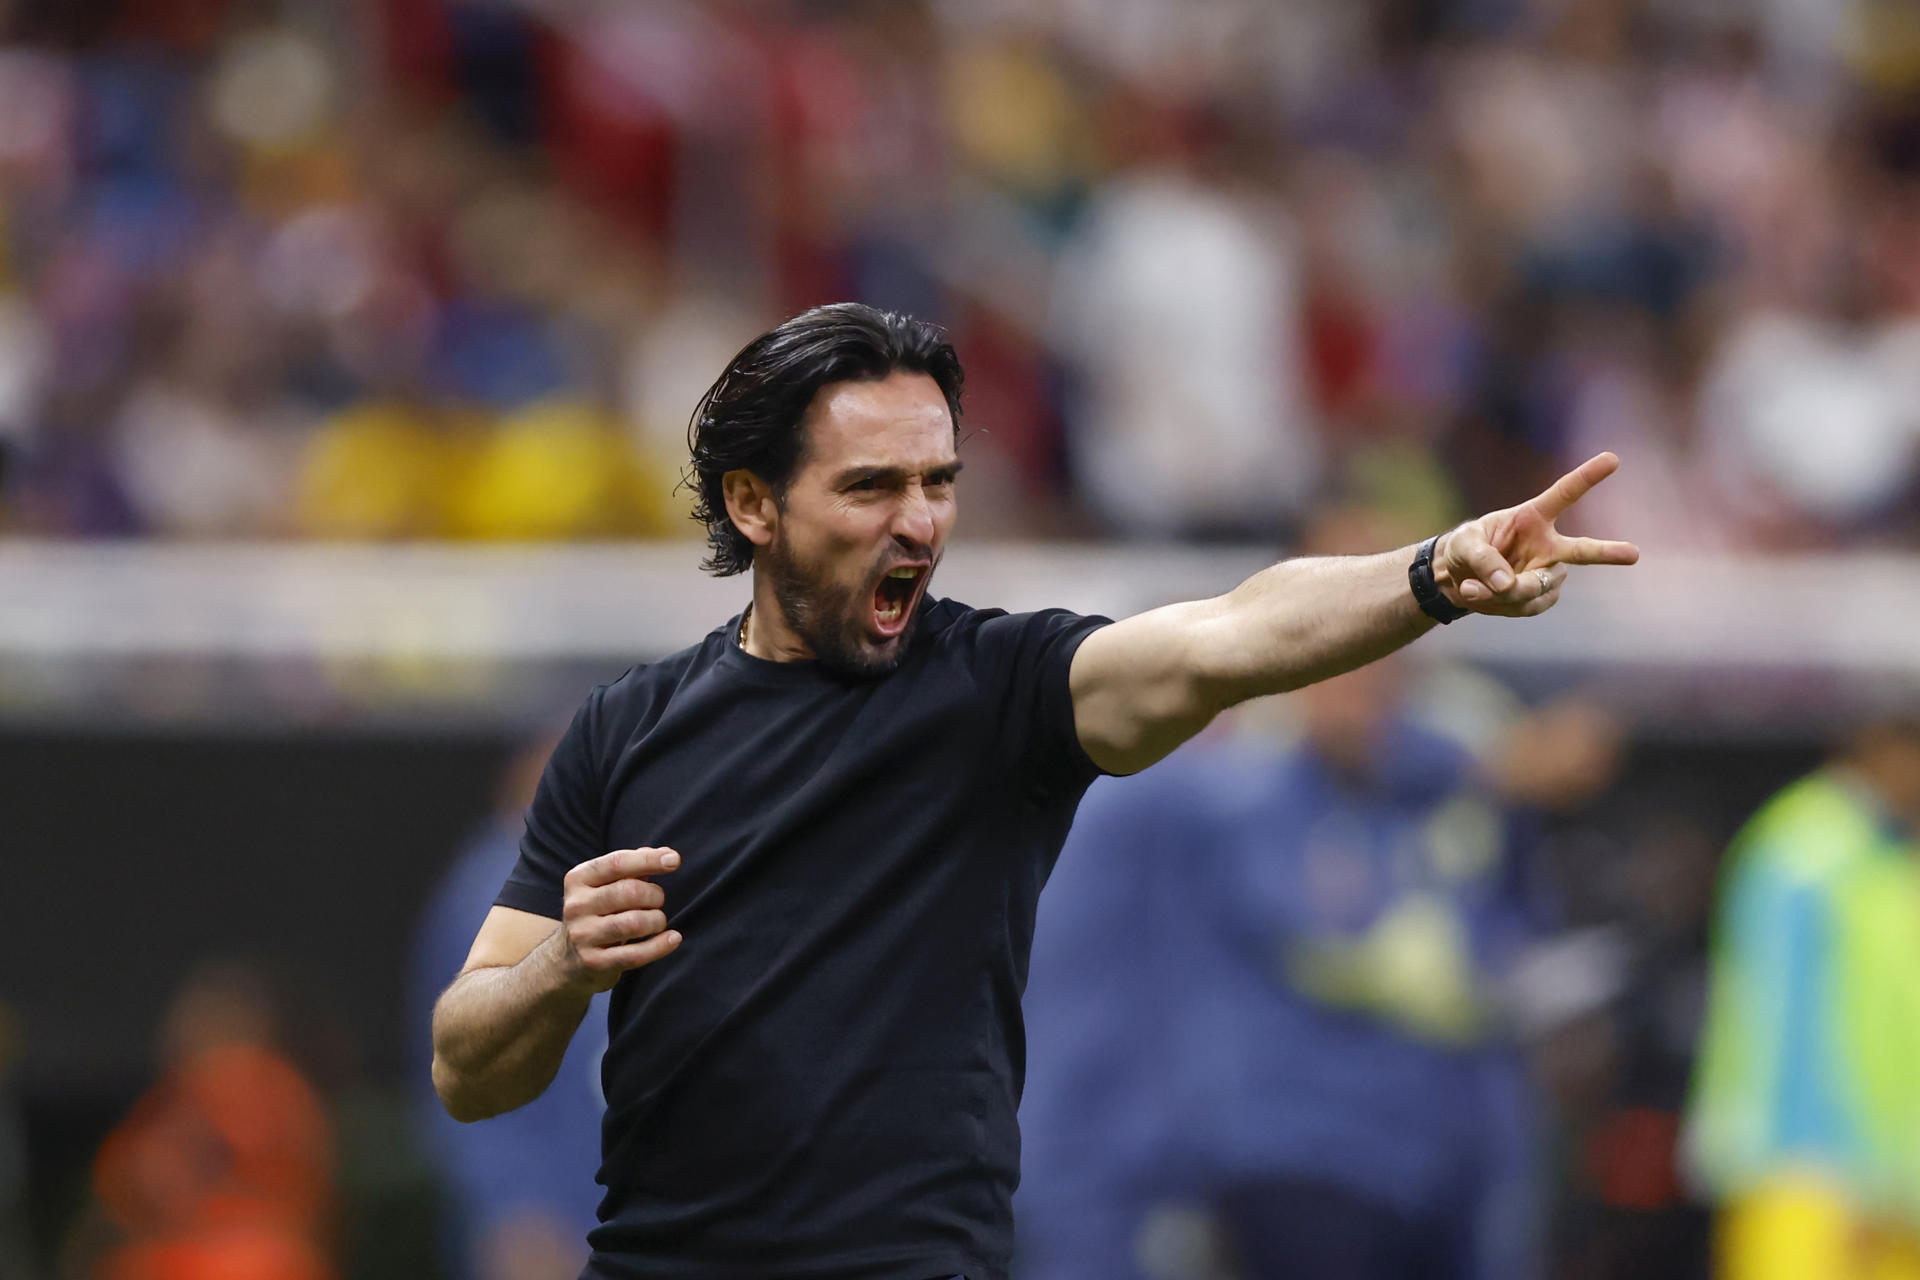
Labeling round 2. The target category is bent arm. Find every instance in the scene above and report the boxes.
[430,907,594,1123]
[431,846,683,1122]
[1070,545,1435,775]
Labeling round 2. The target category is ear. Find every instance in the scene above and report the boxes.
[721,469,778,550]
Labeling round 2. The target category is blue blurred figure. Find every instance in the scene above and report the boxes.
[1019,638,1614,1280]
[411,734,609,1280]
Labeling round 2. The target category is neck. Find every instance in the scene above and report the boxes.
[742,575,815,663]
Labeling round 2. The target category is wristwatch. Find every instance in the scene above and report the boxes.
[1409,534,1468,624]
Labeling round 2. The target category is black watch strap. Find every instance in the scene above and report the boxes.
[1409,534,1468,624]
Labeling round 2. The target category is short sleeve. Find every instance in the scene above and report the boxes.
[972,608,1113,794]
[495,691,608,920]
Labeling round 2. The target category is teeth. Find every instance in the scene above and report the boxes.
[887,567,919,579]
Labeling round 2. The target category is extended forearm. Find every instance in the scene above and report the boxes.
[1075,458,1637,776]
[431,927,594,1122]
[1195,544,1433,704]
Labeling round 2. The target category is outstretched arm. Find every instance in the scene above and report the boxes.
[1069,453,1640,775]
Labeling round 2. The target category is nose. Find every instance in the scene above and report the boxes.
[893,481,936,551]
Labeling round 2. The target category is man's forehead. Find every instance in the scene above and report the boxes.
[801,373,958,468]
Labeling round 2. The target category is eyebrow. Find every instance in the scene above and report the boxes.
[833,461,966,487]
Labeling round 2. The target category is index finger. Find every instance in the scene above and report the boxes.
[574,846,681,887]
[1529,452,1619,521]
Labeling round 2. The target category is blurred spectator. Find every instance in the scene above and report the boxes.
[1050,102,1320,540]
[1017,510,1625,1280]
[1019,669,1625,1280]
[1558,314,1734,553]
[409,733,608,1280]
[69,961,336,1280]
[1696,282,1920,546]
[447,399,677,542]
[292,399,459,540]
[1684,718,1920,1280]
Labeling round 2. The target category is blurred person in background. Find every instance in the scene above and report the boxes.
[63,962,335,1280]
[1050,96,1321,542]
[1684,717,1920,1280]
[411,730,609,1280]
[1016,504,1625,1280]
[1695,234,1920,549]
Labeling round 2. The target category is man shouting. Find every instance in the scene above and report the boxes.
[429,303,1638,1280]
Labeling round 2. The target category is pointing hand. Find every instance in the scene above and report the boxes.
[1436,453,1640,617]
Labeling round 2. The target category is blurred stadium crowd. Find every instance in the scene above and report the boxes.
[6,2,1920,1280]
[1,0,1919,544]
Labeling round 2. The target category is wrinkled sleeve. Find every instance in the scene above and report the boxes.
[494,691,608,920]
[972,608,1113,795]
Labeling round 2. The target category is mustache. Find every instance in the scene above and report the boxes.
[874,544,936,575]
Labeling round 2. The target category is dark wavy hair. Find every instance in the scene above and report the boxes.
[686,303,965,576]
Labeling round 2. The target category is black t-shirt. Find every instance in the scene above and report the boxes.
[494,598,1112,1280]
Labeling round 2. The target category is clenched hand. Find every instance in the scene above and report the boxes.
[560,846,684,991]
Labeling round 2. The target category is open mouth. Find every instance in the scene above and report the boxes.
[871,564,927,638]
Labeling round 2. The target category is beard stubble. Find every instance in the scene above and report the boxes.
[763,531,930,680]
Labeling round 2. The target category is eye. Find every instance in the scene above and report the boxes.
[848,476,879,492]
